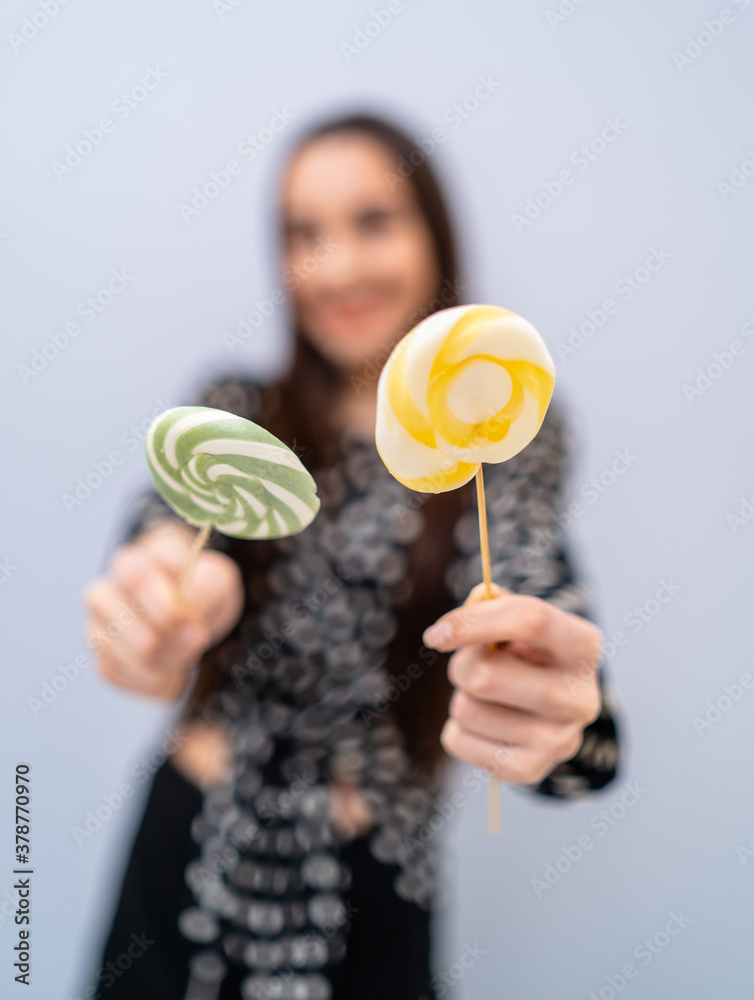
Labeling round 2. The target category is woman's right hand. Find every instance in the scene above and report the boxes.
[83,519,245,701]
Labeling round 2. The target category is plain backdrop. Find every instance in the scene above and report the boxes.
[2,0,753,996]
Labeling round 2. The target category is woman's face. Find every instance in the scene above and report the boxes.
[280,132,441,375]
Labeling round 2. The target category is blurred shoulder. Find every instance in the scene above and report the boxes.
[530,395,572,459]
[196,372,270,421]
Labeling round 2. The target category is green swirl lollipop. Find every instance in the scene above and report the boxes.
[145,405,320,541]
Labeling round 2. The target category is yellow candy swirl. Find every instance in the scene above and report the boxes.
[375,304,556,493]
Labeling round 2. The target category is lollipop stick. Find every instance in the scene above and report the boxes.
[475,467,494,600]
[475,467,501,835]
[176,522,212,597]
[488,775,501,835]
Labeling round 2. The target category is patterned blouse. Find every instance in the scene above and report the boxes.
[121,375,620,1000]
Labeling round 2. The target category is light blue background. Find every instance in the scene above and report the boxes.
[1,0,753,996]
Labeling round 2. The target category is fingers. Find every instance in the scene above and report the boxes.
[109,546,204,637]
[83,524,247,702]
[182,550,245,645]
[447,645,597,724]
[434,590,603,783]
[424,593,603,673]
[449,689,533,743]
[133,518,197,574]
[463,581,508,605]
[448,690,584,762]
[83,541,213,701]
[85,573,207,671]
[88,618,190,701]
[83,575,154,658]
[425,593,561,655]
[136,523,245,645]
[440,718,579,785]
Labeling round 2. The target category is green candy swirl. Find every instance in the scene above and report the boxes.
[145,406,320,539]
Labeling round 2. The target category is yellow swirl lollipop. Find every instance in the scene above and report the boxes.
[376,303,556,834]
[376,304,555,493]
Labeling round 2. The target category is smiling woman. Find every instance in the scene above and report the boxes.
[82,112,619,1000]
[281,131,442,370]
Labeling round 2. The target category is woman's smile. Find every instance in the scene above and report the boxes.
[316,292,397,334]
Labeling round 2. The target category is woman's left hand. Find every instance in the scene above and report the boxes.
[423,583,604,785]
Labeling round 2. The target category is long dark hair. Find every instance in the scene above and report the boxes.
[190,113,473,772]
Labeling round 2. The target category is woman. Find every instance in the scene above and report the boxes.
[83,113,619,1000]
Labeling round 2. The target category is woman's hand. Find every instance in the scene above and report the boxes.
[83,520,245,701]
[423,583,603,785]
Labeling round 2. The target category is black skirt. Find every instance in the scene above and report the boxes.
[92,759,435,999]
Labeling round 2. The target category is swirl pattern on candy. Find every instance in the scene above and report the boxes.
[145,405,320,539]
[376,304,556,493]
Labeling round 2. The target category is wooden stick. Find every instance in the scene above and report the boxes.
[475,467,501,835]
[488,774,501,836]
[475,467,494,600]
[176,522,212,597]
